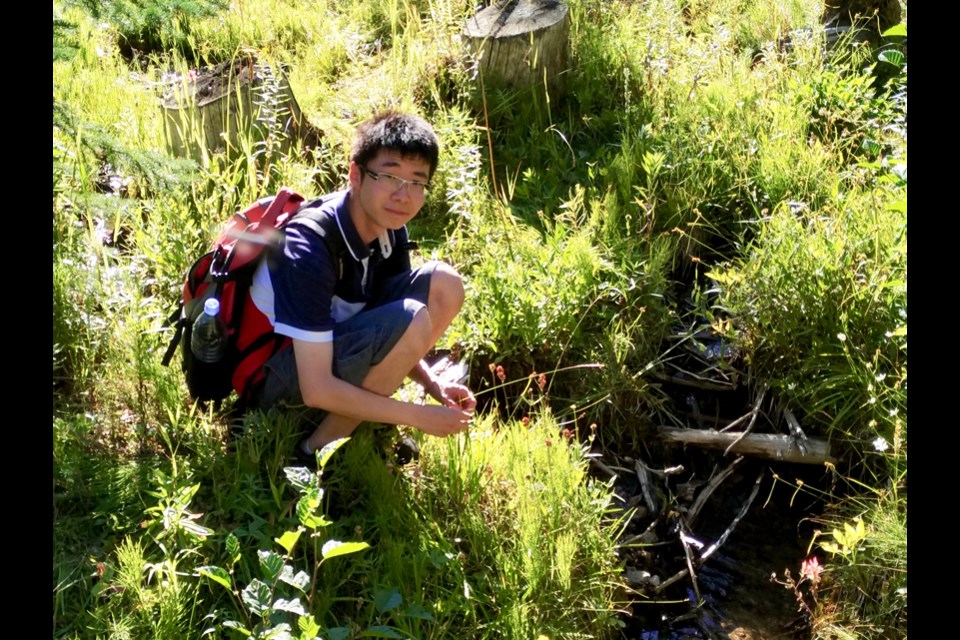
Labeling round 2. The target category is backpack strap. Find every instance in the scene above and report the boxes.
[290,206,350,278]
[160,302,184,367]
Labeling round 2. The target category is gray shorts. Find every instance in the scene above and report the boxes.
[254,261,439,426]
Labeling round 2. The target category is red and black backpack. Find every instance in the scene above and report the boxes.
[162,187,314,406]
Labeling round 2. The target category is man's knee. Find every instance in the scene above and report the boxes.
[399,304,434,355]
[429,262,465,314]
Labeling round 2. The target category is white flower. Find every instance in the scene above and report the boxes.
[837,332,847,342]
[872,437,890,452]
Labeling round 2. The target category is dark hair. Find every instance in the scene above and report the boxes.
[350,110,440,178]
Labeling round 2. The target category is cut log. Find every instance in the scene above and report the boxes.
[658,426,834,465]
[162,54,320,163]
[462,0,570,97]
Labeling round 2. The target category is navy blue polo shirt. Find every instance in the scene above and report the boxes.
[250,190,412,343]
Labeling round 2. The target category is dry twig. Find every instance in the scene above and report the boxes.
[721,384,768,455]
[654,470,765,595]
[684,456,745,528]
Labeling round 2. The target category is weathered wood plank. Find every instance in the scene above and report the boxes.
[658,426,834,465]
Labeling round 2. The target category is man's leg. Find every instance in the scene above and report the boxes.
[301,305,433,450]
[303,261,465,451]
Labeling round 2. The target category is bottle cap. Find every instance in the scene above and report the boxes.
[203,298,221,316]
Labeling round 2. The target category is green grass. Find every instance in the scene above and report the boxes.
[53,0,907,637]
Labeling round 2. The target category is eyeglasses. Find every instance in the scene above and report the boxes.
[360,166,431,196]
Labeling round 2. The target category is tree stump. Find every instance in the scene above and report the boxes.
[462,0,570,98]
[161,54,321,163]
[822,0,902,32]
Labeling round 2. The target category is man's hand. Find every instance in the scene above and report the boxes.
[430,379,477,413]
[416,404,473,437]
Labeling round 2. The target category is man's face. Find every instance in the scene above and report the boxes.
[348,149,432,243]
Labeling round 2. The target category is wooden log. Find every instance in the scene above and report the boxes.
[462,0,570,97]
[658,426,834,465]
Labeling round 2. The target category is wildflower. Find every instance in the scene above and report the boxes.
[800,556,823,586]
[521,416,531,427]
[837,332,846,342]
[872,436,889,452]
[537,373,547,391]
[561,428,574,440]
[496,365,506,382]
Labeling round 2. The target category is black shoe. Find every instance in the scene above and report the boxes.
[292,439,319,471]
[393,436,420,466]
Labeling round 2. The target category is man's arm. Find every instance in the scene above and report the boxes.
[408,360,477,413]
[293,339,472,437]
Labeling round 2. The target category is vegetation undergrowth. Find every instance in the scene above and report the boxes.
[54,0,907,637]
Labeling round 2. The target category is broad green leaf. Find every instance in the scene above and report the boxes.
[197,565,232,592]
[242,579,272,617]
[279,565,311,592]
[302,513,332,529]
[882,23,906,37]
[273,597,307,615]
[284,466,317,492]
[317,437,349,469]
[403,602,434,621]
[226,533,241,566]
[878,49,904,68]
[259,549,285,583]
[263,622,293,639]
[322,540,370,559]
[326,627,351,640]
[360,626,404,638]
[374,588,403,613]
[297,614,321,639]
[276,529,303,554]
[861,139,881,156]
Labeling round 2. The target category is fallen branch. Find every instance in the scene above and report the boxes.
[654,470,765,595]
[588,456,620,481]
[699,470,764,562]
[634,458,661,516]
[783,408,809,456]
[679,527,703,603]
[658,426,834,465]
[684,456,744,528]
[722,384,768,455]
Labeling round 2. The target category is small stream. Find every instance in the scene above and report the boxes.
[616,459,825,640]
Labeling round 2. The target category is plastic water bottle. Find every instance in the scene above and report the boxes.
[191,298,227,363]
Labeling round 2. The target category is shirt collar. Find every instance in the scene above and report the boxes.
[333,191,373,262]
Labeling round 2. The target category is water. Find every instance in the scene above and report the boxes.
[619,461,821,639]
